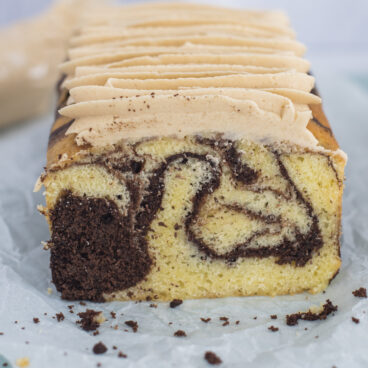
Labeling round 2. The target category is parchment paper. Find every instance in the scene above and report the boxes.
[0,65,367,368]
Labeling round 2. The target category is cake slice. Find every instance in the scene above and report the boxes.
[36,2,346,302]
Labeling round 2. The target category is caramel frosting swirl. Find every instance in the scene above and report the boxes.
[57,2,344,157]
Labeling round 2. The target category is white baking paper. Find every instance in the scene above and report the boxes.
[0,65,367,368]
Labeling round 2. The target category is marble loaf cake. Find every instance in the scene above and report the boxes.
[36,2,347,302]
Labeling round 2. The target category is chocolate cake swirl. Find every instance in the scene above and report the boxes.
[36,2,346,302]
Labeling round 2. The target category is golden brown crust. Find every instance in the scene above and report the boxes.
[307,104,339,151]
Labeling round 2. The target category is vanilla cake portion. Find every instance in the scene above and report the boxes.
[37,2,347,302]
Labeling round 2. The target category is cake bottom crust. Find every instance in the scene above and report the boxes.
[44,136,344,301]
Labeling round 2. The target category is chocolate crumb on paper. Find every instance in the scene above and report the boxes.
[170,299,183,308]
[204,351,222,365]
[352,287,367,298]
[174,330,187,337]
[201,317,211,323]
[268,325,279,332]
[125,320,138,332]
[77,309,104,331]
[93,342,107,355]
[270,315,278,320]
[352,317,360,324]
[286,299,338,326]
[149,303,157,308]
[118,351,127,358]
[110,311,116,319]
[56,312,65,322]
[33,318,39,324]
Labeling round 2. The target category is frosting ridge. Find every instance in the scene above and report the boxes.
[56,2,344,157]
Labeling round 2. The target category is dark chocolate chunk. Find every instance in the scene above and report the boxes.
[33,318,39,324]
[352,317,360,324]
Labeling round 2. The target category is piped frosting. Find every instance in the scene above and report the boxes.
[57,2,342,156]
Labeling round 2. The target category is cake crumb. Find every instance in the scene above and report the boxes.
[77,310,105,331]
[201,317,211,323]
[170,299,183,308]
[47,288,53,295]
[80,301,86,306]
[118,351,127,358]
[270,315,278,320]
[56,312,65,322]
[149,303,157,308]
[286,300,338,326]
[110,311,116,319]
[33,318,39,324]
[352,317,360,324]
[204,351,222,365]
[268,325,279,332]
[352,287,367,298]
[15,357,30,367]
[125,320,138,332]
[174,330,187,337]
[93,342,107,355]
